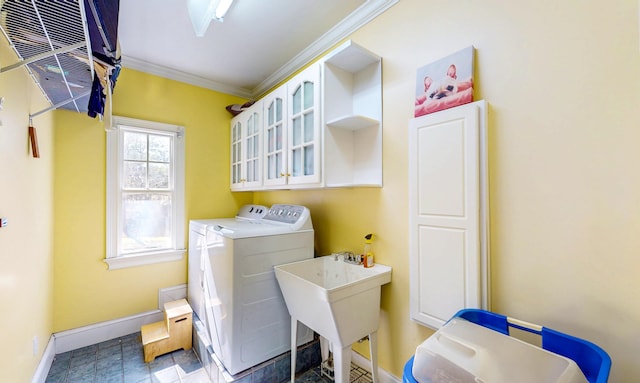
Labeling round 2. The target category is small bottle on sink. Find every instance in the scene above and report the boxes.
[363,233,374,268]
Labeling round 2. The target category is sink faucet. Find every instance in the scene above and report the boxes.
[335,251,362,265]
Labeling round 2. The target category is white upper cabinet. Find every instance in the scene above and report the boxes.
[229,40,382,191]
[230,100,263,191]
[322,40,382,187]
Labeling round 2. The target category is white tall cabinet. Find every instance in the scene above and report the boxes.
[408,101,490,330]
[230,40,382,190]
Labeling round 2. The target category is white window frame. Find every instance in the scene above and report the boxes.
[105,116,186,270]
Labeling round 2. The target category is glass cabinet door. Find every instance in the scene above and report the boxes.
[287,64,320,185]
[230,116,243,188]
[263,87,287,187]
[230,100,262,190]
[243,106,261,187]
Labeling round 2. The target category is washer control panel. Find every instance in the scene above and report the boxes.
[264,204,308,225]
[236,204,268,220]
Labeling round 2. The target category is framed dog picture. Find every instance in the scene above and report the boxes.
[414,46,474,117]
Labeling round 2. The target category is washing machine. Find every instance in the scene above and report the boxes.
[188,204,314,376]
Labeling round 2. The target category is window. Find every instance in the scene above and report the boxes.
[106,116,185,270]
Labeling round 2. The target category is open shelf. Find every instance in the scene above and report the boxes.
[322,40,382,188]
[326,115,380,130]
[324,40,380,74]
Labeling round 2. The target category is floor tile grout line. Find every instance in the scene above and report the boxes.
[47,332,373,383]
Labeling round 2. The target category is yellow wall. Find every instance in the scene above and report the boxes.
[0,39,55,381]
[5,0,639,381]
[257,0,640,381]
[52,68,252,331]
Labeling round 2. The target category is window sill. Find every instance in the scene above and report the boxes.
[104,249,185,270]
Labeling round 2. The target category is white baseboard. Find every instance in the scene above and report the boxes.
[31,335,55,383]
[158,283,187,310]
[351,350,402,383]
[54,309,164,354]
[31,285,189,382]
[54,284,188,354]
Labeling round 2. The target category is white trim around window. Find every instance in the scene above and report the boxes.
[106,116,186,270]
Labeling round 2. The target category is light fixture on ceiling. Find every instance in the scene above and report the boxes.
[188,0,234,37]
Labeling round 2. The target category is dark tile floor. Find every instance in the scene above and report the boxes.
[44,332,373,383]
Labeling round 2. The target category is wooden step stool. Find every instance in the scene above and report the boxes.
[141,299,193,363]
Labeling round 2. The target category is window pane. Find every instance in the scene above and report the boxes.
[246,136,253,157]
[253,135,259,156]
[233,164,239,183]
[253,113,259,133]
[123,132,147,161]
[121,193,172,253]
[267,155,275,179]
[148,163,170,189]
[232,142,237,162]
[292,148,301,176]
[247,161,253,181]
[276,99,282,121]
[236,142,242,162]
[304,145,314,175]
[276,125,282,150]
[292,86,301,114]
[268,128,274,152]
[292,117,301,146]
[276,153,282,178]
[252,159,259,180]
[303,81,314,109]
[304,112,314,142]
[149,135,171,162]
[268,102,274,125]
[124,161,146,189]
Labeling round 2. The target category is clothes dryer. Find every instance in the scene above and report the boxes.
[188,204,314,375]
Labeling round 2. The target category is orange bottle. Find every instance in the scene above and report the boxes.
[363,233,374,268]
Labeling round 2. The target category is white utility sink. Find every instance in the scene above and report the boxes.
[275,255,392,383]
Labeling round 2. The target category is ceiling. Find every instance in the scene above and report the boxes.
[117,0,397,99]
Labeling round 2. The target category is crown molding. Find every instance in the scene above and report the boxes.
[121,0,398,100]
[120,56,254,99]
[122,56,253,98]
[252,0,399,97]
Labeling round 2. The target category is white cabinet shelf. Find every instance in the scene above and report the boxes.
[323,41,380,74]
[322,41,382,188]
[326,115,379,130]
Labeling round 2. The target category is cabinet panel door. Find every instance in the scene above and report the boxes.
[287,65,321,186]
[242,102,262,189]
[230,101,263,190]
[408,101,489,329]
[230,115,244,190]
[263,87,288,187]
